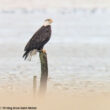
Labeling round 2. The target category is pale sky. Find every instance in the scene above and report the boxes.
[0,0,109,9]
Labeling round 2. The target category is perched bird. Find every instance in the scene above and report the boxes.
[23,19,53,60]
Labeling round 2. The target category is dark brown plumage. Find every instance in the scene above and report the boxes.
[23,23,52,60]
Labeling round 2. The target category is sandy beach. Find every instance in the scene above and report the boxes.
[0,92,110,110]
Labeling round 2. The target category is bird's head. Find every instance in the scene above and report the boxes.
[43,19,53,26]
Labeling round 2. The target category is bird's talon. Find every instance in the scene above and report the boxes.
[42,49,46,53]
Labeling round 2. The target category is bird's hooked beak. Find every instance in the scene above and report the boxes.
[50,19,53,23]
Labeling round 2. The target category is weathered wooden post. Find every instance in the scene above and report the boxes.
[33,76,37,97]
[39,50,48,95]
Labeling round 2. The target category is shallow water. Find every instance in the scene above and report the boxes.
[0,9,110,93]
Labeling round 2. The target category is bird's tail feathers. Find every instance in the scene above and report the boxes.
[23,51,29,60]
[23,49,37,61]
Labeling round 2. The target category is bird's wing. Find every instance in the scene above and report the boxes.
[24,26,50,51]
[24,26,43,51]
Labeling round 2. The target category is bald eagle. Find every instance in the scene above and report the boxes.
[23,19,53,60]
